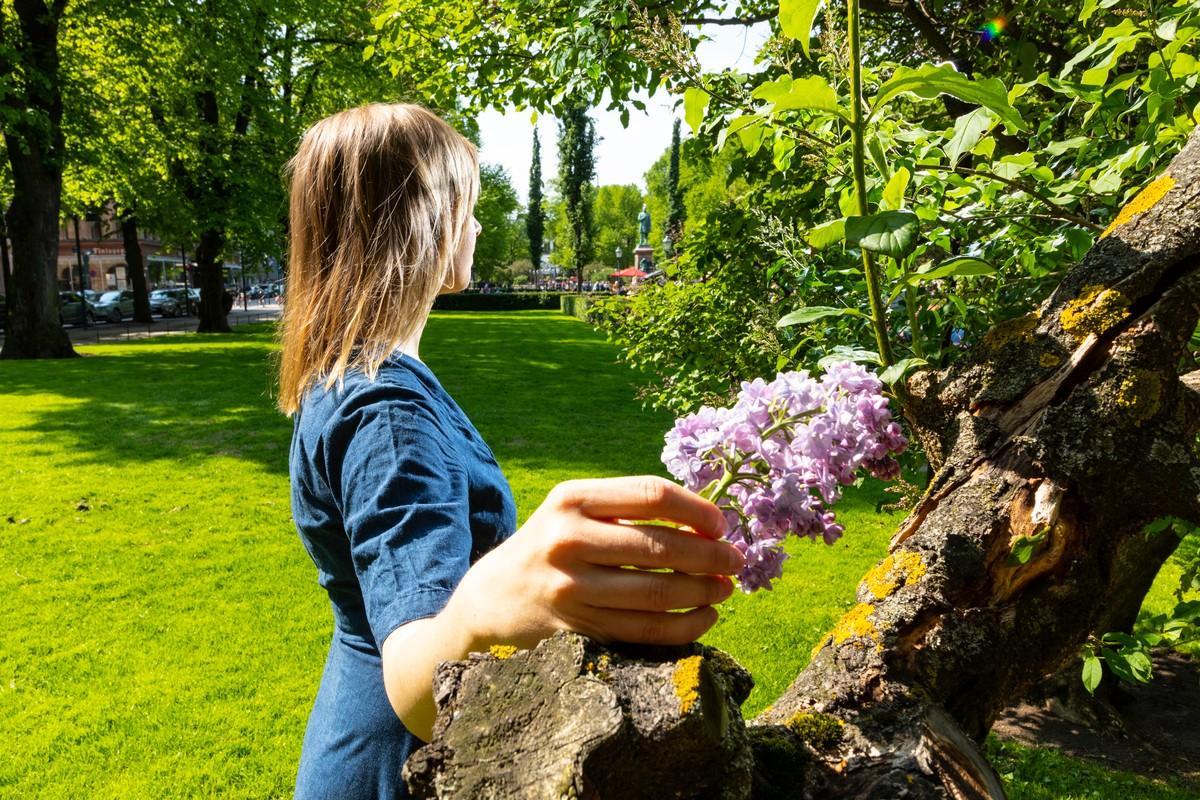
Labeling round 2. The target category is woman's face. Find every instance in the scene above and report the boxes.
[442,214,481,294]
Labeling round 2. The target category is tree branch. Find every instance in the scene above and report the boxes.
[913,162,1102,230]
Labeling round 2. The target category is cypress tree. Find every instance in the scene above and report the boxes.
[526,130,545,287]
[666,117,686,246]
[557,103,596,294]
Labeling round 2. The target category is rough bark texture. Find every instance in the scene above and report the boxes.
[409,129,1200,798]
[121,215,153,323]
[1,1,76,359]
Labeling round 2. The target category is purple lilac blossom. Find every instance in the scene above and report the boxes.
[661,363,907,592]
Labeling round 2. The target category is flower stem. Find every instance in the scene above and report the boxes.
[847,0,894,367]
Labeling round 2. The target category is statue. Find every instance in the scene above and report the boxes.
[637,204,651,246]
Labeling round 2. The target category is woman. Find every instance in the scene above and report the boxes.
[277,103,743,799]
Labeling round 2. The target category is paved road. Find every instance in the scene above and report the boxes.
[0,304,283,346]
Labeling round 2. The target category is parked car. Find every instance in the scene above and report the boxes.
[148,289,181,317]
[92,290,136,323]
[58,291,95,326]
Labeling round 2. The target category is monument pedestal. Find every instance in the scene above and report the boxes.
[633,244,655,272]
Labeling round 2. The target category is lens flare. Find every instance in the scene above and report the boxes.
[978,16,1007,43]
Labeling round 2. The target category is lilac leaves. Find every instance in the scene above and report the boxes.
[662,363,907,592]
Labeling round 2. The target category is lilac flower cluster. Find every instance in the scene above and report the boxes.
[662,362,907,592]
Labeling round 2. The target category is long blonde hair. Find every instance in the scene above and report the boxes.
[276,103,479,415]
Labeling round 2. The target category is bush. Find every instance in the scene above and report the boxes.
[432,292,564,311]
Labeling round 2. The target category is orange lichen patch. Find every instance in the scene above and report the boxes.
[982,312,1040,351]
[1101,173,1176,239]
[672,655,704,715]
[1113,368,1162,425]
[489,644,518,660]
[861,551,928,600]
[1060,284,1129,338]
[1039,352,1062,368]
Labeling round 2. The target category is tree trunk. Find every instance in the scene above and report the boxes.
[194,227,231,333]
[1,0,76,359]
[407,129,1200,798]
[121,214,153,323]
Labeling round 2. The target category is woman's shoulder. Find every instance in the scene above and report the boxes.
[297,356,451,444]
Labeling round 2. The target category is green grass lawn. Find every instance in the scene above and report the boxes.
[0,309,1193,798]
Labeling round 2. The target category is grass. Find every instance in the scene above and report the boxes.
[0,309,1193,798]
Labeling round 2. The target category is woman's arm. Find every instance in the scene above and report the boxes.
[381,475,744,742]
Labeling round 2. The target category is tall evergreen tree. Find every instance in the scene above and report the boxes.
[665,117,685,249]
[556,103,595,294]
[526,129,544,287]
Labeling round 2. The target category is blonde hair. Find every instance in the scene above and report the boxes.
[276,103,479,415]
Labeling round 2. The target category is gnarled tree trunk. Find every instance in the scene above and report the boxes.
[407,129,1200,799]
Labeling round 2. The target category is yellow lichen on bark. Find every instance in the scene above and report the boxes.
[862,551,927,600]
[1039,352,1062,368]
[1060,284,1129,338]
[1100,173,1176,239]
[672,655,704,715]
[1113,368,1162,425]
[982,312,1039,351]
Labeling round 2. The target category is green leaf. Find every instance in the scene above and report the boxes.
[909,257,996,284]
[1082,655,1103,694]
[946,108,996,167]
[879,357,927,385]
[777,305,869,327]
[1007,529,1049,565]
[881,167,910,210]
[818,347,880,370]
[752,75,845,118]
[845,211,920,259]
[870,64,1027,132]
[684,87,710,134]
[806,217,845,249]
[779,0,825,57]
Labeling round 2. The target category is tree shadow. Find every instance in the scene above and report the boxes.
[0,313,679,481]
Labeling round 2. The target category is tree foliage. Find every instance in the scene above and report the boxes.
[526,128,545,277]
[556,102,596,290]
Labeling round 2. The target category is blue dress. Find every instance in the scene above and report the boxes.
[289,352,518,800]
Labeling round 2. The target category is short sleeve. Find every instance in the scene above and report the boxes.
[323,393,472,647]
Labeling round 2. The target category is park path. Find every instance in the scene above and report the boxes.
[0,304,282,347]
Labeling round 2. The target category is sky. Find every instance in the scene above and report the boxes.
[477,21,771,203]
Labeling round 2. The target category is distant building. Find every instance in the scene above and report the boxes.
[52,206,264,292]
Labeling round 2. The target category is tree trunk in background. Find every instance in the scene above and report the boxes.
[407,129,1200,799]
[121,214,152,323]
[1,1,76,359]
[194,227,231,333]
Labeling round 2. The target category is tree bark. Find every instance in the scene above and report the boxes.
[121,214,153,323]
[194,227,231,333]
[408,128,1200,798]
[1,1,76,359]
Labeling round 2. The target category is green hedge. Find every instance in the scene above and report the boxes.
[560,294,595,321]
[433,292,564,311]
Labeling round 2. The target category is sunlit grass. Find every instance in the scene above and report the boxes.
[0,310,1192,798]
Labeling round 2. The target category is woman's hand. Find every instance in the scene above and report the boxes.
[381,476,744,740]
[447,475,745,650]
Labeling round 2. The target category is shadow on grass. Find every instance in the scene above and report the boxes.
[0,313,679,480]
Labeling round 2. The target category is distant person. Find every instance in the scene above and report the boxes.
[276,103,741,800]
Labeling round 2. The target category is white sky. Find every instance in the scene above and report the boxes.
[477,22,771,203]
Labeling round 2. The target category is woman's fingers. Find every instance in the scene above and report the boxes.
[588,606,719,646]
[576,565,734,612]
[568,520,744,575]
[549,476,726,540]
